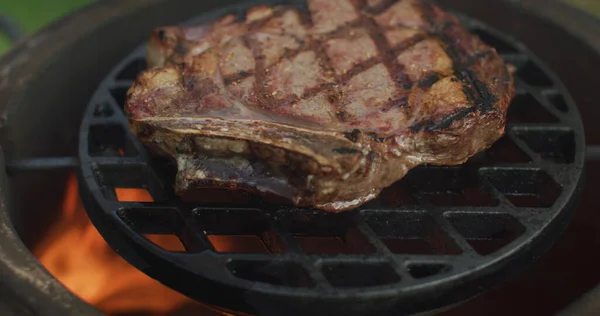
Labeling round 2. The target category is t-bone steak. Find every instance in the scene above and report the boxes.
[125,0,515,212]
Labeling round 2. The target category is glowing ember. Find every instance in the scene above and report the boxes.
[31,174,231,315]
[115,188,154,202]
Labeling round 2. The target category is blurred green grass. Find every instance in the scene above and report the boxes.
[0,0,92,54]
[566,0,600,19]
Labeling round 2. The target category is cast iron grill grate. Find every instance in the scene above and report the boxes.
[76,3,585,316]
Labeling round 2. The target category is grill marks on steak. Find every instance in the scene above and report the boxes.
[126,0,515,212]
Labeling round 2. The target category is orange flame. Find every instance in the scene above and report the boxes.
[31,174,213,315]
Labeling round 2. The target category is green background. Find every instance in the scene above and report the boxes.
[0,0,92,54]
[0,0,599,56]
[566,0,600,19]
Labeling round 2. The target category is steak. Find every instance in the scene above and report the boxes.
[125,0,515,212]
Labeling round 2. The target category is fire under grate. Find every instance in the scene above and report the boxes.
[76,3,585,316]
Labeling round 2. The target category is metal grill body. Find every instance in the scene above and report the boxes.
[77,2,585,316]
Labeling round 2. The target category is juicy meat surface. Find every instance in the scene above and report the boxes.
[125,0,515,212]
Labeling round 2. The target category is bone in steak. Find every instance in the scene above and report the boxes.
[125,0,515,212]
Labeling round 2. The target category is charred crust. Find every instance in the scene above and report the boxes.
[174,44,187,54]
[320,166,333,177]
[415,0,443,30]
[247,7,287,31]
[380,96,408,112]
[353,0,410,91]
[336,110,349,121]
[342,128,387,143]
[395,96,408,107]
[190,78,219,95]
[418,81,506,132]
[139,125,155,138]
[410,121,426,133]
[394,73,412,89]
[458,69,498,114]
[339,57,383,83]
[224,77,236,86]
[461,80,476,103]
[426,106,477,131]
[418,72,441,88]
[411,107,475,133]
[157,29,166,41]
[461,50,497,69]
[332,147,361,154]
[294,3,314,27]
[474,79,499,112]
[327,92,342,104]
[343,129,361,142]
[363,0,396,15]
[394,33,427,52]
[310,41,338,101]
[224,70,253,85]
[389,34,428,88]
[366,132,389,143]
[472,50,496,62]
[244,33,271,109]
[184,76,197,90]
[363,150,375,175]
[281,47,295,59]
[426,15,504,131]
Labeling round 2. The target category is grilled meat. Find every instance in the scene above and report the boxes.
[125,0,515,212]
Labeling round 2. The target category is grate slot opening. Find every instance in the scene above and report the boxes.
[516,129,575,164]
[142,234,187,252]
[446,213,525,255]
[363,211,461,255]
[93,102,114,117]
[88,124,138,157]
[110,86,129,112]
[543,90,568,112]
[515,60,554,87]
[472,29,518,54]
[179,188,265,207]
[362,183,417,208]
[194,208,285,254]
[207,235,271,253]
[482,169,562,208]
[227,260,314,288]
[407,166,498,206]
[116,58,147,80]
[117,207,184,236]
[286,212,375,254]
[468,135,531,164]
[508,93,559,123]
[322,263,401,288]
[93,164,164,202]
[407,263,452,279]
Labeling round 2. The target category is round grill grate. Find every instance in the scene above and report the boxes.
[78,3,585,316]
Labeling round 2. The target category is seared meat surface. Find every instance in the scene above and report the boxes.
[125,0,514,212]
